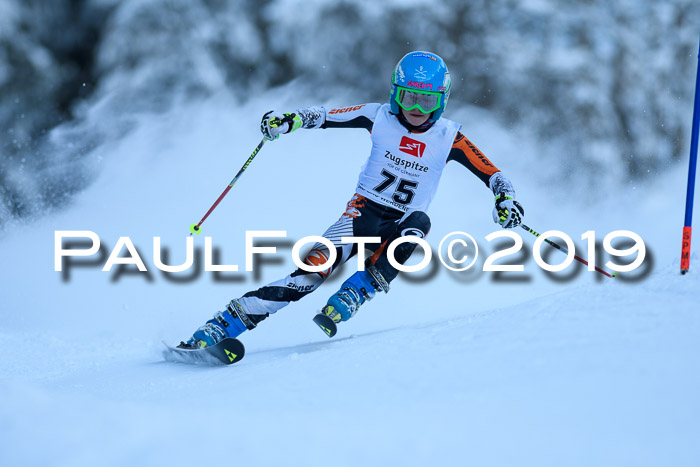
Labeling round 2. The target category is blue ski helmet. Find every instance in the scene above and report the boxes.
[390,51,451,123]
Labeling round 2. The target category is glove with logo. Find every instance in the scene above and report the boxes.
[260,110,302,141]
[492,193,525,229]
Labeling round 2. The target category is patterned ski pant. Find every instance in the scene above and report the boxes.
[237,194,431,317]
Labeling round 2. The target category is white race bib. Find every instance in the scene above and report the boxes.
[355,104,460,212]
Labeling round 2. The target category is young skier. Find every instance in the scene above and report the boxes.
[180,51,524,348]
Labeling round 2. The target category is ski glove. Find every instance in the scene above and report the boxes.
[260,110,302,141]
[492,193,525,229]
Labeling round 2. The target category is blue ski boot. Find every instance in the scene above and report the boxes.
[322,266,389,323]
[183,300,261,349]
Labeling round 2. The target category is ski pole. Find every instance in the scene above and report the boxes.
[681,37,700,274]
[189,138,267,235]
[520,224,615,278]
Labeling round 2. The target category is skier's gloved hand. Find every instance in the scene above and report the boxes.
[492,193,524,229]
[260,110,302,141]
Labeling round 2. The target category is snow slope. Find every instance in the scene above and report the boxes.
[0,94,698,466]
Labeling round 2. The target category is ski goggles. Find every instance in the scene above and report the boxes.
[395,87,443,114]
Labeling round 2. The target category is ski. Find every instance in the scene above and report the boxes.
[313,313,337,338]
[162,337,245,366]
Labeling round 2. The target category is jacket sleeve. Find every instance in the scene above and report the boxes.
[295,103,382,131]
[447,131,516,197]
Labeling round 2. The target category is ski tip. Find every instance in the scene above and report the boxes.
[313,313,337,338]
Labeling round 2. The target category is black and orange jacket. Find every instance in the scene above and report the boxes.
[293,103,515,196]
